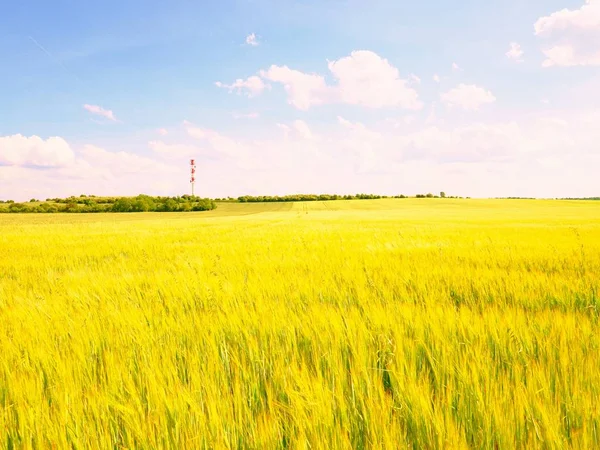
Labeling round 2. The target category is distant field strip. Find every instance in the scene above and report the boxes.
[1,200,599,449]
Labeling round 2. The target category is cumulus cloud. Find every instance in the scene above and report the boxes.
[79,145,174,176]
[441,84,496,110]
[535,0,600,67]
[157,128,168,136]
[246,33,260,46]
[0,134,75,167]
[540,44,600,67]
[259,65,331,110]
[83,104,118,122]
[433,74,441,83]
[534,0,600,36]
[217,51,422,111]
[0,135,183,200]
[327,51,422,109]
[183,120,251,164]
[3,109,600,200]
[215,76,267,97]
[257,50,422,110]
[292,120,314,139]
[506,42,524,61]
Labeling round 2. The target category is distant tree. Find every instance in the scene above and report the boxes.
[161,199,178,212]
[64,202,79,212]
[38,203,58,213]
[192,199,217,211]
[9,203,26,212]
[440,192,446,198]
[179,202,193,212]
[111,198,134,212]
[132,195,156,212]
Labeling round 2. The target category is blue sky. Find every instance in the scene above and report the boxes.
[1,0,599,200]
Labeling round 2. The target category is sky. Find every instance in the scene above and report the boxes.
[1,0,599,201]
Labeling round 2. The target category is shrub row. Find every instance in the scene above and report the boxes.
[0,195,217,214]
[238,194,388,203]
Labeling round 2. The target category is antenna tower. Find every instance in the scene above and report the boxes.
[190,159,196,196]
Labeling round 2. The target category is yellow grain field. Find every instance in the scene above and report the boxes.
[1,199,599,449]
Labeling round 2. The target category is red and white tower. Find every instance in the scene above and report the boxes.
[190,159,196,197]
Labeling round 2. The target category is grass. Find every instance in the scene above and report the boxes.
[1,199,599,449]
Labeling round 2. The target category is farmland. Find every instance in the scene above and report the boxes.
[1,199,599,449]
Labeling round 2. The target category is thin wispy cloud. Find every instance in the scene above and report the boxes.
[28,36,80,82]
[83,104,118,122]
[215,77,267,97]
[233,112,260,119]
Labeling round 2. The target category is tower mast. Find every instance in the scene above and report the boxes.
[190,159,196,197]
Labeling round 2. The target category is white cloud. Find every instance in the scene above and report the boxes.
[0,134,75,167]
[337,116,352,128]
[433,74,441,83]
[409,74,421,85]
[3,110,600,200]
[327,51,422,109]
[215,76,267,97]
[452,62,461,71]
[232,112,260,119]
[441,84,496,110]
[0,136,182,200]
[183,120,250,163]
[506,42,524,61]
[385,116,416,128]
[157,128,169,136]
[535,0,600,67]
[83,104,118,122]
[275,120,316,141]
[148,141,200,158]
[245,33,260,47]
[541,44,600,67]
[292,120,314,139]
[80,145,172,175]
[534,1,600,36]
[276,123,291,139]
[260,50,421,110]
[260,65,330,110]
[337,116,380,136]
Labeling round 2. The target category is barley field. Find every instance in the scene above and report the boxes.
[1,199,599,449]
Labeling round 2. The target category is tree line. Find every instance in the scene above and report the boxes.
[0,191,465,213]
[237,193,387,203]
[0,195,216,214]
[236,192,461,202]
